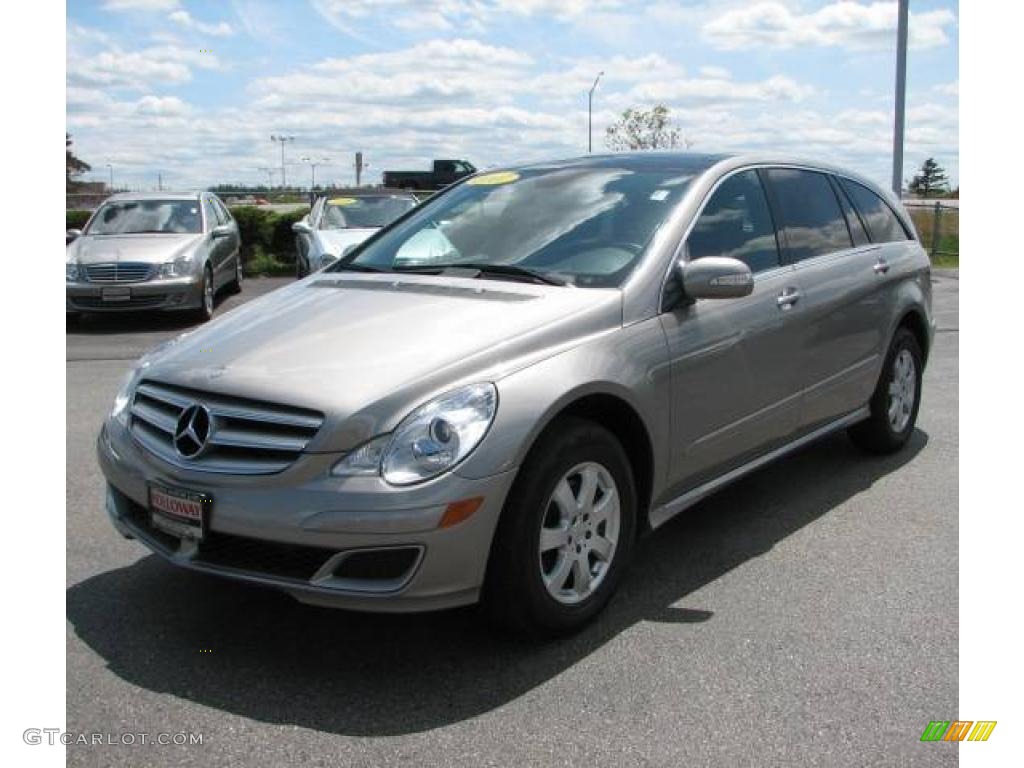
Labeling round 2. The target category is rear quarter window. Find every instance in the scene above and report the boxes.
[838,177,911,243]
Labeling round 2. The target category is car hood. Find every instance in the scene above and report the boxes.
[141,273,622,452]
[70,234,203,265]
[316,228,379,255]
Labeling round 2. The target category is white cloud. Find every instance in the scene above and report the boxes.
[68,38,222,91]
[168,10,234,36]
[703,2,956,51]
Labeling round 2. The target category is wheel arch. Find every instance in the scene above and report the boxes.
[515,388,657,535]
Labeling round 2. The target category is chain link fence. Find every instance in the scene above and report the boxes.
[904,200,959,266]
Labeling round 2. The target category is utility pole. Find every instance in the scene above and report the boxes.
[106,163,113,191]
[256,167,275,188]
[270,135,295,187]
[588,71,604,153]
[891,0,909,197]
[157,172,162,191]
[300,156,330,190]
[355,152,365,187]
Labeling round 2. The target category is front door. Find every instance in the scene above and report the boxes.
[659,168,806,495]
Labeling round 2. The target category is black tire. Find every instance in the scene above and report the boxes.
[194,265,214,323]
[848,327,923,454]
[483,417,637,638]
[228,254,243,294]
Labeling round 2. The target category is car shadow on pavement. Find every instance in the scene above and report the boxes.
[67,429,927,736]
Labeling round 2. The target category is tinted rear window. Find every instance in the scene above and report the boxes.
[838,177,911,243]
[765,169,853,262]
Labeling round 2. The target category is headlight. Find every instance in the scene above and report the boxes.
[332,383,498,485]
[66,263,79,282]
[111,367,142,427]
[159,258,188,278]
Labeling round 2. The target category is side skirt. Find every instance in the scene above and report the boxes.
[649,406,870,530]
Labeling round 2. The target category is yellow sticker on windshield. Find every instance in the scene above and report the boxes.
[467,171,519,186]
[328,197,358,206]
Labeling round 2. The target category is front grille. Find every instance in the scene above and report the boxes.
[72,294,168,309]
[84,262,156,283]
[129,380,324,474]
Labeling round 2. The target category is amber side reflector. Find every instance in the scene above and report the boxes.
[439,497,484,529]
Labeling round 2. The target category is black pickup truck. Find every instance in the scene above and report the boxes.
[382,159,476,190]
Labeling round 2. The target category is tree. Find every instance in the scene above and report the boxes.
[66,133,91,187]
[907,157,949,198]
[605,105,685,151]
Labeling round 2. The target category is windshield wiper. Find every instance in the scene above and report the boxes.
[394,262,566,286]
[331,262,385,273]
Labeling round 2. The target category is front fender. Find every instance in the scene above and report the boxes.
[454,317,672,494]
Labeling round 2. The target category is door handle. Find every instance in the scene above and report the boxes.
[873,258,890,275]
[776,287,801,310]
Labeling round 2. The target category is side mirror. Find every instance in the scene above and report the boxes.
[66,228,82,244]
[679,256,754,300]
[211,224,233,239]
[292,221,313,235]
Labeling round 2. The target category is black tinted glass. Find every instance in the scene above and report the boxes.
[766,169,853,261]
[831,177,870,246]
[839,178,910,243]
[688,170,779,272]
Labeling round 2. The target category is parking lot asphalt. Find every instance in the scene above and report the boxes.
[66,273,958,767]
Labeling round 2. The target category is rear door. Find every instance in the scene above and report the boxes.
[762,168,888,430]
[660,168,806,493]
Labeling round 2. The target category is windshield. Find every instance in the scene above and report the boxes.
[336,167,693,287]
[320,197,417,229]
[86,199,202,235]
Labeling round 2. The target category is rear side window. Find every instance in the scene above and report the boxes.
[687,170,780,273]
[838,177,911,243]
[765,169,853,262]
[831,177,870,246]
[213,198,233,223]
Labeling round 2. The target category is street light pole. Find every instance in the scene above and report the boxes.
[270,135,295,188]
[588,71,604,153]
[891,0,909,197]
[106,163,113,191]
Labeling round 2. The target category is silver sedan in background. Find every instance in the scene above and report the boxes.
[66,192,242,321]
[292,193,418,277]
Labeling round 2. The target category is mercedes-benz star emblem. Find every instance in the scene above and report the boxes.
[173,403,212,458]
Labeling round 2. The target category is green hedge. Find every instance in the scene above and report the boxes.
[67,210,91,230]
[229,206,309,267]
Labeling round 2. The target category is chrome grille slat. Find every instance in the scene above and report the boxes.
[84,262,156,284]
[129,379,324,475]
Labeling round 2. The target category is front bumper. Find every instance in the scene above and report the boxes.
[97,417,517,612]
[67,276,203,313]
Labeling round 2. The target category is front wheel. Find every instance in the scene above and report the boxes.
[484,418,636,637]
[848,327,923,453]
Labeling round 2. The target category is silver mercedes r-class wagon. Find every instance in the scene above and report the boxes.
[98,153,933,635]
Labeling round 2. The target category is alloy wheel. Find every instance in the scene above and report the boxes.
[887,348,916,432]
[538,461,621,605]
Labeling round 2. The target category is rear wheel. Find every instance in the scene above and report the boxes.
[484,418,636,637]
[848,327,922,453]
[228,254,243,294]
[194,265,214,322]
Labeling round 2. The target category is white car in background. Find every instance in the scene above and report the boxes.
[292,194,419,277]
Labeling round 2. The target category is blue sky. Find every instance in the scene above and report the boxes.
[66,0,959,191]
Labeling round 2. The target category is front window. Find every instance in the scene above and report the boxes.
[85,199,202,235]
[337,167,695,288]
[320,197,417,230]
